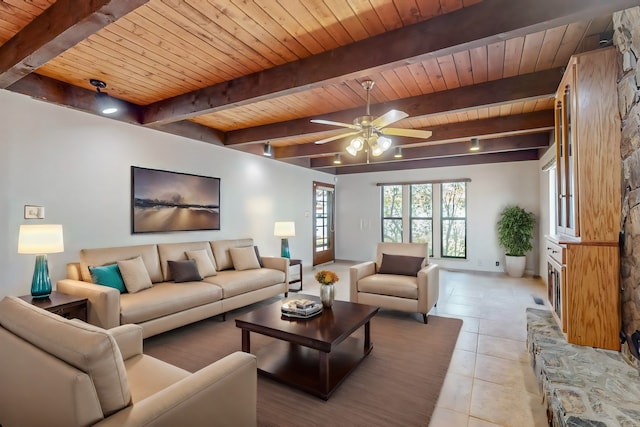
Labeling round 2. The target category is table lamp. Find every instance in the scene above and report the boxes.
[274,221,295,258]
[18,224,64,299]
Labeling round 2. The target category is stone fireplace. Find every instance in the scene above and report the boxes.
[616,6,640,363]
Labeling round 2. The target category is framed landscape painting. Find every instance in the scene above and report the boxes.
[131,166,220,233]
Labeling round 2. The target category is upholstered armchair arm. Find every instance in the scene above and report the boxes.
[95,352,257,427]
[416,263,439,314]
[349,261,376,302]
[109,324,143,360]
[56,279,121,329]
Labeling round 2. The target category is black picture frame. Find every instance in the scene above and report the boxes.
[131,166,220,233]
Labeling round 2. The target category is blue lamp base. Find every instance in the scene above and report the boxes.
[280,238,291,258]
[31,254,52,299]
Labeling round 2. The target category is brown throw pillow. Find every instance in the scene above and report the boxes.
[378,253,424,276]
[168,260,203,283]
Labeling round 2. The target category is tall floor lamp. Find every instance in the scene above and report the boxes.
[18,224,64,299]
[274,221,295,258]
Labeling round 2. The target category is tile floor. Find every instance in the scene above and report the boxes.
[298,260,549,427]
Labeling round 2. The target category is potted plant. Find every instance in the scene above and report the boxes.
[497,205,536,277]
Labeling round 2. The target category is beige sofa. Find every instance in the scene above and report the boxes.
[58,238,289,338]
[350,242,439,323]
[0,296,257,427]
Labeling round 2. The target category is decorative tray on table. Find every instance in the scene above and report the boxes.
[281,298,322,319]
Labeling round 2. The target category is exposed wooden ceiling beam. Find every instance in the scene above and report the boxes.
[333,150,541,174]
[0,0,150,88]
[141,0,635,125]
[147,122,224,146]
[275,111,553,159]
[9,73,142,125]
[229,70,560,147]
[310,134,549,168]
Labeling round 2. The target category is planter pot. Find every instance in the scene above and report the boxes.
[505,255,526,278]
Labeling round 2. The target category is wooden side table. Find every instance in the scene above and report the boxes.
[288,259,303,292]
[19,291,88,322]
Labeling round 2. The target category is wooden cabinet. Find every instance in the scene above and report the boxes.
[546,47,621,351]
[554,48,621,242]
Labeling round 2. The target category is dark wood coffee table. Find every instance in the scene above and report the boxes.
[235,296,378,400]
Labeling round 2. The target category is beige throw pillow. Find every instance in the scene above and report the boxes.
[229,246,261,271]
[117,256,153,293]
[185,249,217,277]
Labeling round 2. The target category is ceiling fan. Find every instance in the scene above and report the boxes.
[311,80,432,157]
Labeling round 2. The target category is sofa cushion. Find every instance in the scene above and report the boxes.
[378,253,424,276]
[357,274,418,299]
[229,246,261,271]
[0,296,131,416]
[210,238,254,271]
[157,241,216,281]
[204,268,285,298]
[168,260,202,283]
[118,256,153,293]
[89,263,127,293]
[119,282,223,325]
[80,244,162,283]
[186,248,217,277]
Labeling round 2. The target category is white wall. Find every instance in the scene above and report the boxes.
[335,160,542,275]
[0,90,333,298]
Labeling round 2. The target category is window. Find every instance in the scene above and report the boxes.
[440,182,466,258]
[382,185,402,242]
[381,181,467,258]
[410,184,433,250]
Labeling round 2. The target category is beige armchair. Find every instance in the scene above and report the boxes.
[350,242,439,323]
[0,296,257,427]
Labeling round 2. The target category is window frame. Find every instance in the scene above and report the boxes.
[440,182,467,259]
[380,181,467,259]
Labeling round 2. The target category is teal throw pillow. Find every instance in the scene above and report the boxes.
[89,263,127,293]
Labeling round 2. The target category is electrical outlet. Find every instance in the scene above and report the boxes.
[495,261,500,266]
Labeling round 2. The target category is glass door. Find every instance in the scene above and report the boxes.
[313,182,335,266]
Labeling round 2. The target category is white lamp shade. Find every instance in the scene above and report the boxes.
[274,221,295,237]
[18,224,64,254]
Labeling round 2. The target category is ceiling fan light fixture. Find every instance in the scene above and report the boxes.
[378,135,392,151]
[394,147,403,158]
[370,141,385,157]
[470,137,480,151]
[351,136,364,151]
[333,154,342,164]
[90,79,118,115]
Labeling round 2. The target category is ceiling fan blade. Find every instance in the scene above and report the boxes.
[371,109,409,128]
[314,131,360,144]
[380,128,433,139]
[311,119,360,130]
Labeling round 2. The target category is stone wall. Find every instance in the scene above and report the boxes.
[616,6,640,364]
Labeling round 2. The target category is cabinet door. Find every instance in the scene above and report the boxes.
[554,61,579,237]
[563,69,579,237]
[547,256,566,332]
[555,99,567,234]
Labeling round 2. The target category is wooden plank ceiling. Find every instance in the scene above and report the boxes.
[0,0,631,174]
